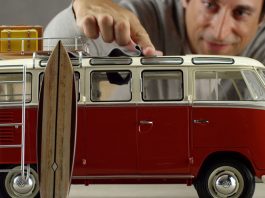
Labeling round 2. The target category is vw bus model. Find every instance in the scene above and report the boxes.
[0,53,264,198]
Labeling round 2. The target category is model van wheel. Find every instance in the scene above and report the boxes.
[195,160,255,198]
[0,166,39,198]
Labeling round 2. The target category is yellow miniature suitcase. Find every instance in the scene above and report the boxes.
[0,29,38,52]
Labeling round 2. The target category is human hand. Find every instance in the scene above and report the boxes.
[73,0,162,56]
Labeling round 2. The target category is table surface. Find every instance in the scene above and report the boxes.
[69,183,265,198]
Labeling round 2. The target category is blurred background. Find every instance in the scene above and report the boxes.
[0,0,71,27]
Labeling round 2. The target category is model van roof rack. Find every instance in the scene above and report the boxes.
[141,57,183,65]
[35,50,87,67]
[192,57,235,65]
[38,57,81,67]
[0,37,87,67]
[0,37,84,53]
[42,37,84,52]
[90,57,132,65]
[32,37,87,68]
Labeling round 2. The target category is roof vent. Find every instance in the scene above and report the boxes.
[39,58,80,67]
[141,57,183,65]
[192,57,234,65]
[90,58,132,65]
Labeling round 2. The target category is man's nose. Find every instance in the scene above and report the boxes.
[211,10,234,41]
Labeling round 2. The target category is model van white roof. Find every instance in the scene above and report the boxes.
[0,54,264,69]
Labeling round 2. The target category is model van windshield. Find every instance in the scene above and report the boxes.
[258,69,265,84]
[195,70,265,101]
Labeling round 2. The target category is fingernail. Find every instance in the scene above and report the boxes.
[143,47,156,56]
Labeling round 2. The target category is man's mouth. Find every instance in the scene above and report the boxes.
[205,41,229,51]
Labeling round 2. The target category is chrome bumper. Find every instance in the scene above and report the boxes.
[262,176,265,183]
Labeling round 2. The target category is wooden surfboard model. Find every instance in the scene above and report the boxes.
[37,41,77,198]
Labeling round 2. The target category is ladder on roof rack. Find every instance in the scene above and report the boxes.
[0,64,29,179]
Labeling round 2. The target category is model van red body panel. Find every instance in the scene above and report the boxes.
[0,107,37,164]
[137,105,190,173]
[76,106,138,174]
[74,105,191,175]
[191,106,265,175]
[1,104,265,180]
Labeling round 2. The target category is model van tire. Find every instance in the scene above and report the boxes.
[195,160,255,198]
[0,166,39,198]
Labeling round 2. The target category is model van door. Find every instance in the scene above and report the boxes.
[81,70,137,174]
[137,70,190,173]
[191,69,265,151]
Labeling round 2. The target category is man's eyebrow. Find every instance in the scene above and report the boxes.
[235,5,256,13]
[201,0,219,4]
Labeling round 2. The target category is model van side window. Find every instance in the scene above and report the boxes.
[142,70,183,101]
[38,72,80,101]
[0,73,32,102]
[90,70,132,102]
[195,71,253,101]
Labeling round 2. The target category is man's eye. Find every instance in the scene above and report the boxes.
[233,9,250,18]
[202,1,218,12]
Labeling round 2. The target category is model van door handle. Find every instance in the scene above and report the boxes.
[138,120,153,133]
[193,119,209,124]
[139,120,153,125]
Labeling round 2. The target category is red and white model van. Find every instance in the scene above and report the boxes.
[0,53,264,198]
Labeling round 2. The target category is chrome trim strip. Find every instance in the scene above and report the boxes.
[137,102,189,106]
[0,123,22,127]
[80,102,190,108]
[72,175,194,180]
[0,65,25,68]
[0,169,14,173]
[193,102,265,110]
[81,103,137,107]
[0,144,22,148]
[0,104,38,109]
[0,168,21,173]
[0,80,23,84]
[0,102,23,106]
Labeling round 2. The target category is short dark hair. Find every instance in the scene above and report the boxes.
[260,0,265,21]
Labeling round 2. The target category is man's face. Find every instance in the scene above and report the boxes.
[182,0,263,55]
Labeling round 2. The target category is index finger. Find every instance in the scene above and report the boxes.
[130,17,156,53]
